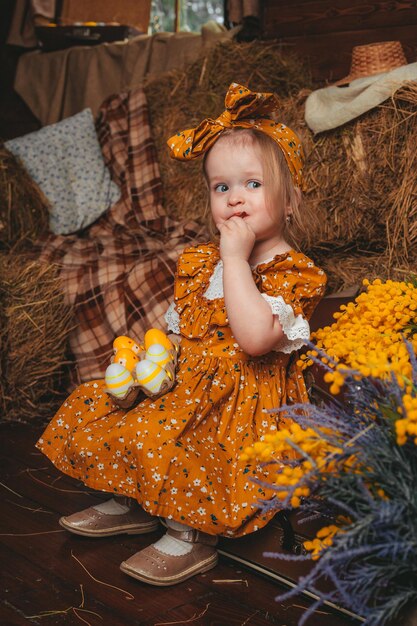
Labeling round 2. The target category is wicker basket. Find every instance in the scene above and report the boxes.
[334,41,408,86]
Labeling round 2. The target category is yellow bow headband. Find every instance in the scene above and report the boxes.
[167,82,304,189]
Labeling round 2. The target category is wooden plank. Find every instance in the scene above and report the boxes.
[0,421,359,625]
[140,596,291,626]
[0,502,207,625]
[262,0,417,38]
[60,0,151,32]
[0,500,311,626]
[269,25,417,82]
[1,542,107,625]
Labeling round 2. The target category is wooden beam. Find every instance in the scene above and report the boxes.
[174,0,180,32]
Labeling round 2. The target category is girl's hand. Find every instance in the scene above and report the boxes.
[217,216,255,262]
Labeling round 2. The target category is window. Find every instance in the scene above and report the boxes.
[150,0,225,33]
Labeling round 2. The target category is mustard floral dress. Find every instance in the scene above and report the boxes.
[37,243,326,537]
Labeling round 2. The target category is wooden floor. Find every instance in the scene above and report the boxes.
[0,421,362,626]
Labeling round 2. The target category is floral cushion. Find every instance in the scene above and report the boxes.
[5,108,120,235]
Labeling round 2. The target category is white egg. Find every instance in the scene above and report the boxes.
[105,362,135,398]
[135,359,169,393]
[145,343,171,367]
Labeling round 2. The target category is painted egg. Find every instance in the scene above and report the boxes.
[113,348,139,373]
[105,363,135,397]
[135,359,170,393]
[145,343,172,367]
[113,335,142,355]
[144,328,173,352]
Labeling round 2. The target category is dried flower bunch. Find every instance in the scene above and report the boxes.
[242,280,417,625]
[243,350,417,624]
[298,278,417,396]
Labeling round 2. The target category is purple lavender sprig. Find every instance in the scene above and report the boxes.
[257,341,417,625]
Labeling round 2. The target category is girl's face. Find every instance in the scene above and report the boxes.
[205,137,286,243]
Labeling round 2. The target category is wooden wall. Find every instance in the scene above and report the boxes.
[261,0,417,83]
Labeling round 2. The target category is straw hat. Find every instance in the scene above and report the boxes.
[334,41,408,86]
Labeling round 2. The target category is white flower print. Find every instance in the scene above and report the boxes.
[34,245,325,543]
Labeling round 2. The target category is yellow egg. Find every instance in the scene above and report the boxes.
[144,328,173,352]
[135,359,169,393]
[105,363,135,397]
[113,335,142,355]
[145,343,172,367]
[113,348,139,373]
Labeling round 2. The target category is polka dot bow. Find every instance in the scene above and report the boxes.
[167,82,305,189]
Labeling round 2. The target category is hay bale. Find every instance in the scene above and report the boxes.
[301,84,417,259]
[311,247,417,294]
[0,254,73,422]
[144,39,312,223]
[144,42,417,290]
[0,145,50,250]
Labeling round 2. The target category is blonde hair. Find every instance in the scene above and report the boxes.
[202,128,303,243]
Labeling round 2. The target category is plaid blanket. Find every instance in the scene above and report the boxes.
[39,88,207,383]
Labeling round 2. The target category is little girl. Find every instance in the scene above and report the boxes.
[37,83,326,586]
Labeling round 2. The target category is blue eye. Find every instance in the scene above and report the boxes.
[214,183,228,193]
[247,181,261,189]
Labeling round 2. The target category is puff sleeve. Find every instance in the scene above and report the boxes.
[254,251,327,353]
